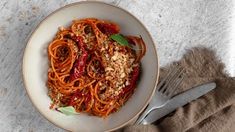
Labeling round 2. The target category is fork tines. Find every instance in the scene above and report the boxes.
[157,66,185,97]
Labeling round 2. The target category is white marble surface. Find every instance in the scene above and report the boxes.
[0,0,234,131]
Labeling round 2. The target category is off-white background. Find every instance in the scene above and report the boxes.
[0,0,234,131]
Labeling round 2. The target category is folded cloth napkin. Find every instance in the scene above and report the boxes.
[124,47,235,132]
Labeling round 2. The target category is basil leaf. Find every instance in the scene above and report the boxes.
[57,106,78,115]
[110,34,129,46]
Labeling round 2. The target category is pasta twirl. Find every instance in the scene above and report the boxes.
[47,18,146,117]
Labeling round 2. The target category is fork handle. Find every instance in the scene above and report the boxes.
[135,106,155,124]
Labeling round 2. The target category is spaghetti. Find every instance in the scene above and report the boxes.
[47,18,146,117]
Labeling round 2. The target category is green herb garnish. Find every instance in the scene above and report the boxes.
[110,34,129,46]
[57,106,78,115]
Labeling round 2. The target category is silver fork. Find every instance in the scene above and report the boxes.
[135,66,185,124]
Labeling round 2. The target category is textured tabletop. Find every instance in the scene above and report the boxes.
[0,0,234,131]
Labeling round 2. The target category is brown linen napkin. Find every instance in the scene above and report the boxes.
[123,47,235,132]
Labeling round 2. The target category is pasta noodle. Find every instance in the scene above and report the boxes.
[47,18,146,117]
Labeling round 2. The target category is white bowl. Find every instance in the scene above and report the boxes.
[23,1,159,132]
